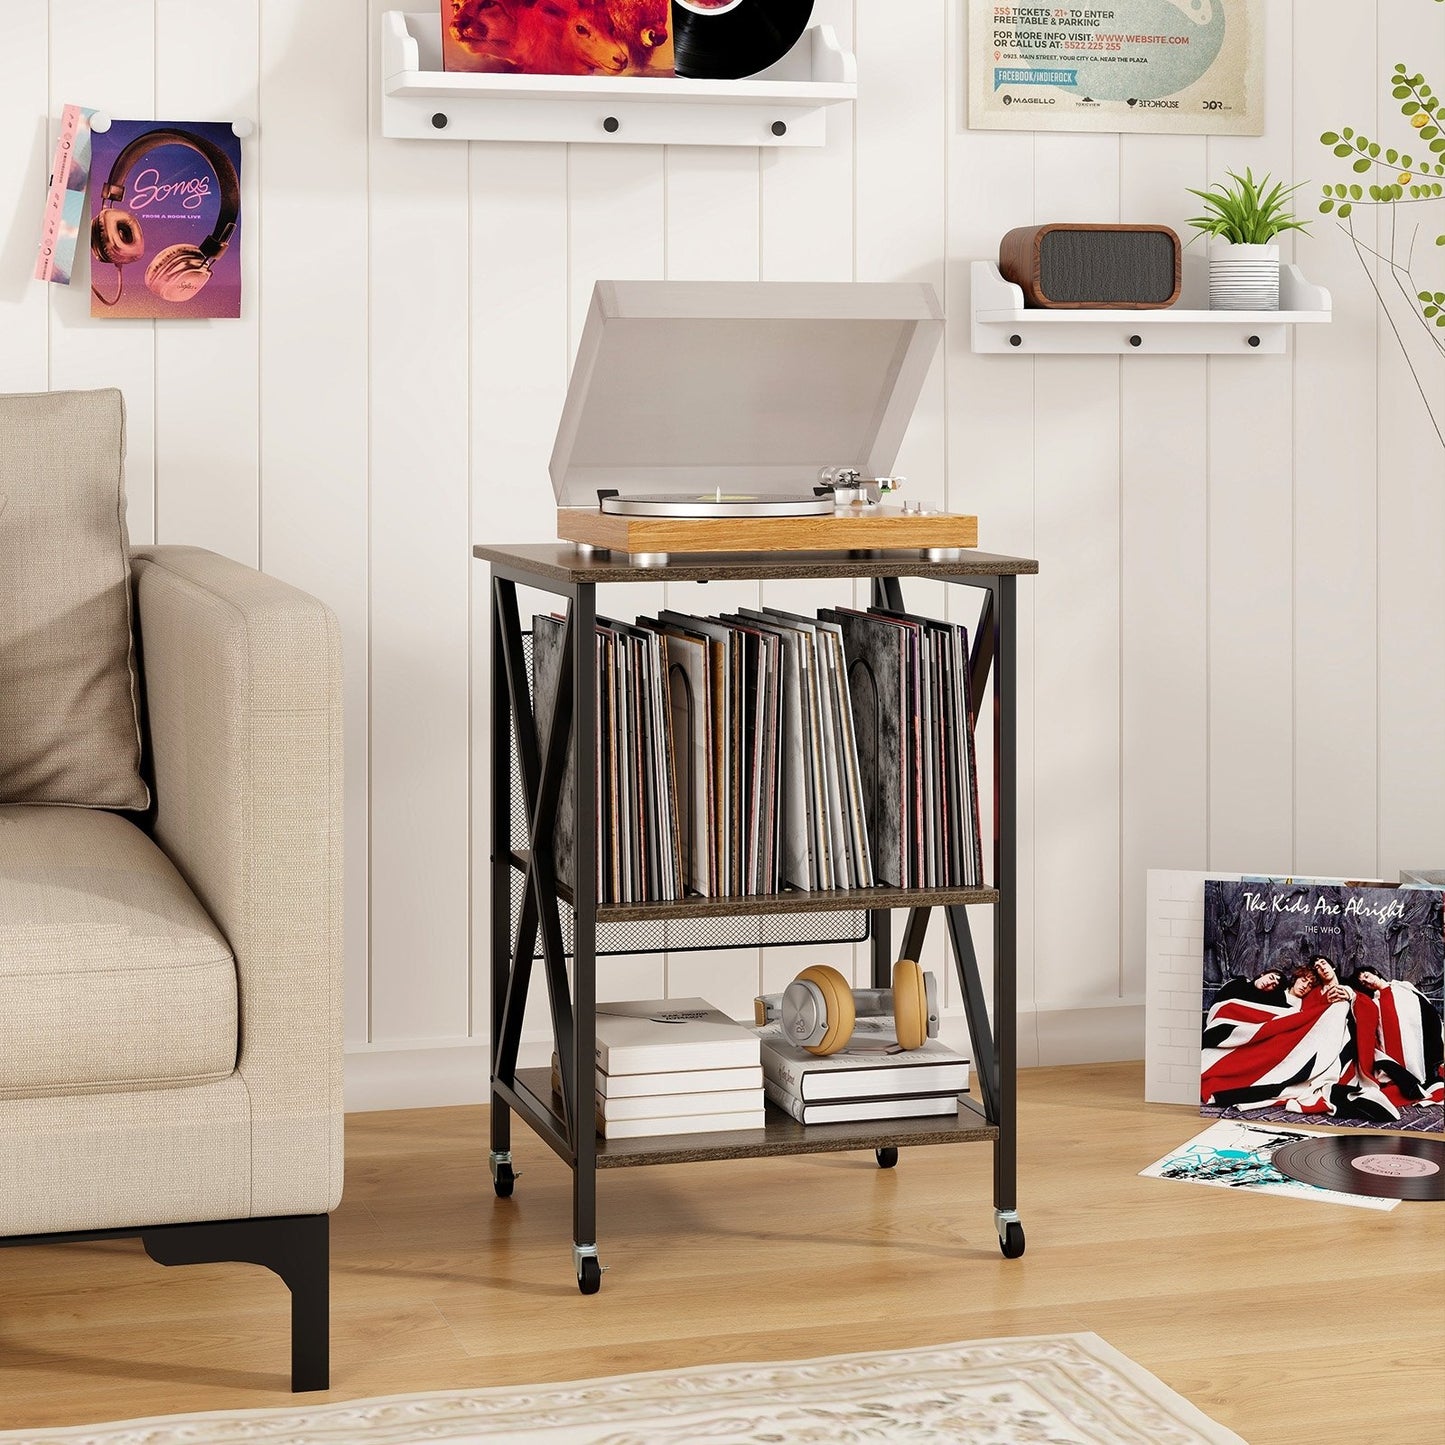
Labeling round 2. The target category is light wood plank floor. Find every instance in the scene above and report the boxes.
[1,1064,1441,1440]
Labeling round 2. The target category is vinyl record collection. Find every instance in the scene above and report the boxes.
[531,605,985,904]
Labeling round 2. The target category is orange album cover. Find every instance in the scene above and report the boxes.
[442,0,675,76]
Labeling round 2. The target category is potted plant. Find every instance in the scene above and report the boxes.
[1186,168,1310,311]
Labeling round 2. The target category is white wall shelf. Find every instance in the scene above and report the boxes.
[970,258,1332,356]
[380,11,856,147]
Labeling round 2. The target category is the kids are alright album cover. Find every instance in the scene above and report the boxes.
[1201,880,1445,1133]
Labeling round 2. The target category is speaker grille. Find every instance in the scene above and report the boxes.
[1039,230,1177,305]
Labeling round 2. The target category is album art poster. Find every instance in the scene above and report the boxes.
[442,0,675,76]
[87,120,242,320]
[968,0,1264,135]
[1201,880,1445,1134]
[1140,1120,1398,1212]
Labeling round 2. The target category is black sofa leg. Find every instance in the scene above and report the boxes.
[141,1214,330,1391]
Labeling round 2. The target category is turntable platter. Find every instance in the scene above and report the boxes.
[601,493,834,519]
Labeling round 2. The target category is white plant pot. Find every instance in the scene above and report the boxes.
[1210,241,1280,312]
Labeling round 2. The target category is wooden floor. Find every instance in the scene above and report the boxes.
[2,1063,1441,1441]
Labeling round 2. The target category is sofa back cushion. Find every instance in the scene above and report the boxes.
[0,389,148,810]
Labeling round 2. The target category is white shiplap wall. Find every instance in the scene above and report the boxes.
[3,0,1442,1107]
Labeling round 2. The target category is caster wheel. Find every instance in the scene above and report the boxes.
[493,1161,516,1198]
[577,1257,603,1295]
[875,1146,899,1169]
[999,1222,1025,1259]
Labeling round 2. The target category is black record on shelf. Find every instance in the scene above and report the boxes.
[672,0,816,81]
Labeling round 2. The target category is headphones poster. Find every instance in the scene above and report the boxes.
[87,120,242,319]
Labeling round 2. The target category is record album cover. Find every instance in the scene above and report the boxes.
[88,120,242,319]
[442,0,675,76]
[1201,880,1445,1133]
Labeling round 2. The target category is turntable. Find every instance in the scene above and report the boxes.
[549,280,978,560]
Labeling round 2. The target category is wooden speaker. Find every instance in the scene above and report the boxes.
[999,224,1182,309]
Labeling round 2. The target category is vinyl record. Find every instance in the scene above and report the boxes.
[1273,1134,1445,1201]
[673,0,815,80]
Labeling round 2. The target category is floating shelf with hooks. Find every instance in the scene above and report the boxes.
[970,258,1332,356]
[380,11,857,148]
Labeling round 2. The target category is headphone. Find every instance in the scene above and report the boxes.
[90,127,240,308]
[754,960,940,1057]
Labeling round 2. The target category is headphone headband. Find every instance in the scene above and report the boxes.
[101,126,240,259]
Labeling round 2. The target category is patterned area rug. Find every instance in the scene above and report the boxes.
[4,1333,1242,1445]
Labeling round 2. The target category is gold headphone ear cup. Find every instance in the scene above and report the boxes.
[795,965,854,1056]
[145,244,212,303]
[92,208,145,265]
[891,959,928,1050]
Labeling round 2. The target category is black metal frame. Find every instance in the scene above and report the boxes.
[489,557,1019,1270]
[0,1213,329,1391]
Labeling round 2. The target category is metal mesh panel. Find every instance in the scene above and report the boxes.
[505,630,870,960]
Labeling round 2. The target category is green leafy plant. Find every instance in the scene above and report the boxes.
[1318,0,1445,447]
[1185,168,1310,246]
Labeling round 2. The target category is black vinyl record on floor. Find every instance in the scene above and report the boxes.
[673,0,816,80]
[1273,1134,1445,1201]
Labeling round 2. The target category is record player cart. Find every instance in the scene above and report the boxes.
[475,543,1038,1292]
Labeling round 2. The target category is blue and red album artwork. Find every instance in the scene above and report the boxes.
[88,120,243,320]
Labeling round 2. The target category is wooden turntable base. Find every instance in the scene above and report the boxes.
[557,507,979,555]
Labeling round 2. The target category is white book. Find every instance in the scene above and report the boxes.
[596,1087,763,1122]
[599,1108,766,1139]
[553,1057,764,1098]
[764,1079,961,1126]
[758,1022,970,1102]
[602,1062,763,1098]
[594,998,760,1075]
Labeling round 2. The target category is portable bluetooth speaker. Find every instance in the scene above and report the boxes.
[999,224,1182,309]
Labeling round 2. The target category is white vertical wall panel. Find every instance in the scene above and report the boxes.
[7,2,1442,1101]
[153,0,260,565]
[1205,10,1296,875]
[468,141,570,1040]
[1118,136,1208,1001]
[365,0,473,1044]
[0,3,49,394]
[1291,0,1380,880]
[47,0,157,545]
[258,0,372,1044]
[947,0,1037,1036]
[1030,134,1122,1012]
[1374,0,1445,878]
[854,0,949,1003]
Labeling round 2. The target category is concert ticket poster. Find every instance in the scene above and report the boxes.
[968,0,1265,135]
[1200,880,1444,1135]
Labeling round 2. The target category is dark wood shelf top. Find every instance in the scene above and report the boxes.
[512,1070,995,1169]
[596,883,999,922]
[474,541,1038,585]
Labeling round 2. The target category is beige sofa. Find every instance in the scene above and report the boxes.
[0,394,344,1392]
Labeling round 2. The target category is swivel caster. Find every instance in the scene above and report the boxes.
[875,1146,898,1169]
[574,1244,604,1295]
[489,1150,518,1198]
[995,1209,1025,1259]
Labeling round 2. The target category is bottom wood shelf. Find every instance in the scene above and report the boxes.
[508,1069,996,1170]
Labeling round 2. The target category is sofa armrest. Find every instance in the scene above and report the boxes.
[130,545,343,1216]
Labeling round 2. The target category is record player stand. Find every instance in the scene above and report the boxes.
[476,544,1037,1291]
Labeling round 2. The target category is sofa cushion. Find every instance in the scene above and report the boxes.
[0,805,237,1098]
[0,388,148,809]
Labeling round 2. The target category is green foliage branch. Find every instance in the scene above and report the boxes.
[1319,20,1445,448]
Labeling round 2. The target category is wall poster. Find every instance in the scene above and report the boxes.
[968,0,1264,135]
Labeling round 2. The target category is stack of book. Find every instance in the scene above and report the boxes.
[758,1018,970,1125]
[564,998,765,1139]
